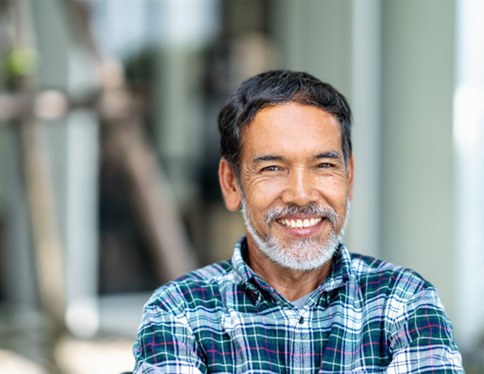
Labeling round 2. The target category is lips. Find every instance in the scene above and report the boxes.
[264,203,338,234]
[277,217,322,229]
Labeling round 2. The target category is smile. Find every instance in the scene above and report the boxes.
[278,217,322,229]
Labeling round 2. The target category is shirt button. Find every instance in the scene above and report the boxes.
[298,316,304,324]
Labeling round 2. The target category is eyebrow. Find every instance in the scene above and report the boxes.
[314,151,342,160]
[252,151,343,164]
[252,155,285,164]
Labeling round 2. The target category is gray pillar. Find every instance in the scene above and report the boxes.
[154,0,219,205]
[272,0,352,93]
[30,0,100,337]
[454,0,484,351]
[380,0,456,319]
[2,127,37,305]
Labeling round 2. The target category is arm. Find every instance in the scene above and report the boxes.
[386,287,463,373]
[133,304,206,373]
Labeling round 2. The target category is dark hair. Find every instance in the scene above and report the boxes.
[218,70,352,170]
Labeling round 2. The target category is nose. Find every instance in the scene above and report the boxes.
[281,168,319,206]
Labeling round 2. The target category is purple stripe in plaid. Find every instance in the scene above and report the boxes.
[133,238,463,373]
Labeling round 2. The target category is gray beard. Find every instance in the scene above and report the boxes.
[241,200,350,272]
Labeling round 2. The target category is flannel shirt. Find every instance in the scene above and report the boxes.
[133,237,463,373]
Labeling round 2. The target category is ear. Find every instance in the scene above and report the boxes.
[346,155,355,200]
[218,158,243,211]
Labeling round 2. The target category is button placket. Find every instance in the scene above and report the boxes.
[293,308,310,371]
[296,308,308,326]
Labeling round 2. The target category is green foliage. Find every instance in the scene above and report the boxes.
[0,48,37,90]
[5,48,37,78]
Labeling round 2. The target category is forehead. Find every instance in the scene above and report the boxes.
[240,102,342,157]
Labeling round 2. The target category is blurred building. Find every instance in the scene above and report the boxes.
[0,0,482,372]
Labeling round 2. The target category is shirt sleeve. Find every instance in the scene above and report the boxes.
[133,303,206,373]
[386,287,464,373]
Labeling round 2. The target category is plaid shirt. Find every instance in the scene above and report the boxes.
[133,238,463,373]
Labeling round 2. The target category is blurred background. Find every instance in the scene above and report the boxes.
[0,0,483,372]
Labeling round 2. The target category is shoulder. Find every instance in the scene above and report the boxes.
[143,260,235,314]
[349,252,434,301]
[347,253,452,330]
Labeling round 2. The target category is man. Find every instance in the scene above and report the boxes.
[133,70,463,373]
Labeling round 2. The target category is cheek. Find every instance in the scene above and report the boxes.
[313,176,346,192]
[315,180,351,212]
[245,179,285,205]
[333,190,351,211]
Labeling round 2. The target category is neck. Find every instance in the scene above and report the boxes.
[246,241,333,301]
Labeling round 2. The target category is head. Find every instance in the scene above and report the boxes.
[218,70,352,173]
[218,70,353,272]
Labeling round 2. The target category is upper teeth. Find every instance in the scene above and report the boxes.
[280,218,321,229]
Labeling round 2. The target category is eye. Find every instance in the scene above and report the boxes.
[260,165,282,173]
[316,162,334,169]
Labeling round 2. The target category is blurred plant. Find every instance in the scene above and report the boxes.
[5,48,37,78]
[1,48,37,91]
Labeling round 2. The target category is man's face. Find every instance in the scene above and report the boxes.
[230,102,353,271]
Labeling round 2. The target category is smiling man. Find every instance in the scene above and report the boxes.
[133,70,463,373]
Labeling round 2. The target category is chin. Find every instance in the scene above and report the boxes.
[254,233,339,272]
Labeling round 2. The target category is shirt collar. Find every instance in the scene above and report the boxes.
[231,236,353,295]
[320,242,352,292]
[231,237,255,284]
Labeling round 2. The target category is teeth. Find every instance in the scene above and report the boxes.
[280,217,321,229]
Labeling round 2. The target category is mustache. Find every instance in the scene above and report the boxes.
[264,203,339,226]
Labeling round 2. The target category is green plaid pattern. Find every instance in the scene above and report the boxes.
[133,238,463,373]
